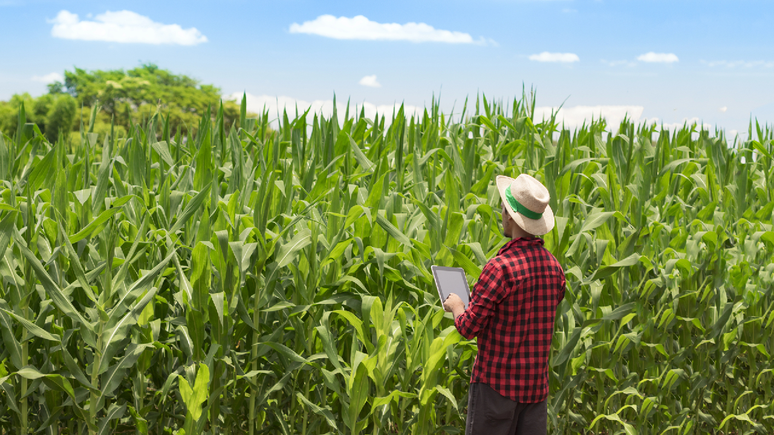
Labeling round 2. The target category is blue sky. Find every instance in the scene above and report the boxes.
[2,0,774,135]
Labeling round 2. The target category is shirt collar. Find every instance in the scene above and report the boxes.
[498,237,544,255]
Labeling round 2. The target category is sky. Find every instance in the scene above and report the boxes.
[1,0,774,136]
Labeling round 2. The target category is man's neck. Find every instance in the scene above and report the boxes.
[509,226,536,240]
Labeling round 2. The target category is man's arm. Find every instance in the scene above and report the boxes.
[448,260,509,339]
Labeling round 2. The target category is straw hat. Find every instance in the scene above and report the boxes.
[495,174,554,236]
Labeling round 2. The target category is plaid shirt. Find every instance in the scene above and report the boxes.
[454,237,566,403]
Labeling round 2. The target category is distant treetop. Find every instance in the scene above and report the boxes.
[1,63,242,141]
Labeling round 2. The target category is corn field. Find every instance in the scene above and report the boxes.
[0,93,773,434]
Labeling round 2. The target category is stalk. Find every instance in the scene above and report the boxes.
[249,273,262,435]
[302,375,309,435]
[19,181,33,435]
[399,398,405,434]
[134,371,144,435]
[444,400,451,429]
[565,387,575,434]
[89,220,113,435]
[211,362,222,435]
[20,306,28,435]
[89,326,103,435]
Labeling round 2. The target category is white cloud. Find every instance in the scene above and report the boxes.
[49,10,207,45]
[644,118,731,141]
[532,105,644,130]
[719,106,727,113]
[226,92,422,125]
[702,60,774,68]
[289,15,485,44]
[727,130,748,141]
[602,59,637,67]
[528,52,579,63]
[359,75,381,88]
[32,72,64,84]
[655,118,714,135]
[637,52,679,63]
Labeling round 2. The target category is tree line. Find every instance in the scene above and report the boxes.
[0,63,244,142]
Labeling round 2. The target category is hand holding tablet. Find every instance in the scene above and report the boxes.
[431,266,471,310]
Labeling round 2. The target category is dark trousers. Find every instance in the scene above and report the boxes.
[465,382,547,435]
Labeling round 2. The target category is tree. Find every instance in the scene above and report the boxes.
[0,64,245,141]
[45,94,77,143]
[0,93,77,142]
[56,63,237,134]
[0,94,45,138]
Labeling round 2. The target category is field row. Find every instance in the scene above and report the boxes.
[0,96,772,434]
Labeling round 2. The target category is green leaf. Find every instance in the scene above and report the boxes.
[0,304,23,367]
[15,242,92,329]
[15,367,77,404]
[348,133,375,172]
[170,183,211,234]
[128,405,149,435]
[275,228,312,268]
[27,146,56,192]
[375,213,411,246]
[152,140,175,167]
[68,206,122,244]
[101,343,153,397]
[229,241,258,276]
[97,403,126,435]
[580,211,622,233]
[449,246,483,278]
[92,137,112,214]
[592,253,641,281]
[346,362,370,433]
[296,392,342,434]
[178,363,210,422]
[0,307,60,342]
[0,212,16,261]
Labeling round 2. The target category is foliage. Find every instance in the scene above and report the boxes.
[0,64,244,143]
[0,93,76,142]
[0,93,772,434]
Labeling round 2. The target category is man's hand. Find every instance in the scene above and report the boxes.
[443,293,465,319]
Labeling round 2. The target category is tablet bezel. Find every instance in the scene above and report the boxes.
[431,266,471,308]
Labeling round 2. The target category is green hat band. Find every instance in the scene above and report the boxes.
[505,186,543,220]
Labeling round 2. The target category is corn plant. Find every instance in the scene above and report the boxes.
[0,92,772,434]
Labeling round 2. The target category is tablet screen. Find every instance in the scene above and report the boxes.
[431,266,471,309]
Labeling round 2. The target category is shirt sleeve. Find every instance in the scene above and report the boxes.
[557,269,566,304]
[454,259,509,340]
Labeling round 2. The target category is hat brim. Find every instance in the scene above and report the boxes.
[495,175,555,236]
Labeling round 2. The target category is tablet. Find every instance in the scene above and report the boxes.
[431,266,471,309]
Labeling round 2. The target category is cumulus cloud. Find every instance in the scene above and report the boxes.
[289,15,485,44]
[702,60,774,68]
[637,52,679,63]
[226,93,422,124]
[601,59,637,67]
[728,130,743,140]
[645,118,722,141]
[656,118,713,131]
[32,72,64,83]
[719,106,728,113]
[49,10,207,45]
[532,105,644,130]
[359,75,381,88]
[637,118,731,141]
[528,52,579,63]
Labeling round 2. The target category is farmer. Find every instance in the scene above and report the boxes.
[443,174,566,435]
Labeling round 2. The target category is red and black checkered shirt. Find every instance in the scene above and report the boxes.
[454,237,566,403]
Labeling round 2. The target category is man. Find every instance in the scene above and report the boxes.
[443,174,566,435]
